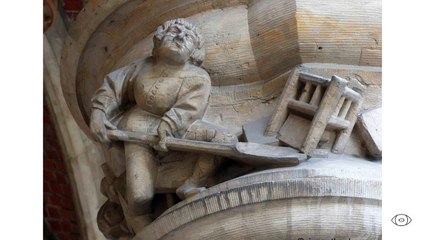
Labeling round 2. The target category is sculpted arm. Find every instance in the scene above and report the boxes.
[90,64,138,144]
[157,75,211,150]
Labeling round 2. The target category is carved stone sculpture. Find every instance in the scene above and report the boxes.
[60,1,382,239]
[91,19,231,236]
[266,69,364,155]
[91,19,311,238]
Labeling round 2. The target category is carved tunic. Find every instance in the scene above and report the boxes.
[133,77,183,116]
[91,59,211,137]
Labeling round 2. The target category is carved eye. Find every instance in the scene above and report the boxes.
[391,214,412,226]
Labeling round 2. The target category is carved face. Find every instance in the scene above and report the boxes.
[155,24,196,64]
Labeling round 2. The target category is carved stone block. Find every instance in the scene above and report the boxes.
[55,0,382,238]
[278,113,310,149]
[357,107,382,159]
[242,116,279,145]
[268,71,363,156]
[278,114,331,153]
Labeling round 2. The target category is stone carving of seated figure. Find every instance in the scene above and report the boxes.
[90,18,237,237]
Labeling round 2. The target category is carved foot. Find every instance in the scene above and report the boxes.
[176,183,206,200]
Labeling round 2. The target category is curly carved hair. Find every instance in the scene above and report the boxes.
[152,18,205,66]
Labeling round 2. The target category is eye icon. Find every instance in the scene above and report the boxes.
[391,214,412,226]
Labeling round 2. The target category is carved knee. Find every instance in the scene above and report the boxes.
[128,191,154,216]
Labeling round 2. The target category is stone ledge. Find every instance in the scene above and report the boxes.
[136,156,381,239]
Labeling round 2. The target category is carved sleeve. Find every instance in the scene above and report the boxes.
[91,64,138,118]
[162,76,211,137]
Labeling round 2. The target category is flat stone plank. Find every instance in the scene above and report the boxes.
[278,114,311,150]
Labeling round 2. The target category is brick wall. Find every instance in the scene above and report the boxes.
[44,99,82,240]
[62,0,84,20]
[44,1,86,239]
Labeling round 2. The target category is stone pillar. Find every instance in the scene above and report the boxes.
[44,10,106,240]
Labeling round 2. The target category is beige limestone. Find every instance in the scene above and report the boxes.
[44,14,106,240]
[136,156,381,240]
[55,1,382,239]
[60,0,382,138]
[357,107,382,159]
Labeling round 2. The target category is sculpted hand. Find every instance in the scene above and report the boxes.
[155,121,173,152]
[90,109,117,145]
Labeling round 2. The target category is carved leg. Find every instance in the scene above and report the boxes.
[124,143,157,216]
[176,154,219,199]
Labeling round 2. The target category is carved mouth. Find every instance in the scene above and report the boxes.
[161,39,182,51]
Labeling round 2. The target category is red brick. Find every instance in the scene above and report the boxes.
[56,162,65,171]
[47,150,62,160]
[48,195,62,206]
[68,212,78,223]
[63,0,83,11]
[43,128,52,137]
[56,153,64,161]
[47,206,60,219]
[44,158,55,169]
[60,209,68,219]
[43,115,51,125]
[60,184,72,196]
[43,130,52,138]
[56,172,68,185]
[43,181,51,193]
[44,98,81,239]
[57,233,69,240]
[61,208,77,220]
[51,183,61,194]
[69,235,79,240]
[44,170,56,181]
[62,222,72,232]
[70,233,81,239]
[71,223,80,233]
[46,138,60,149]
[43,205,49,217]
[61,198,74,210]
[49,220,62,232]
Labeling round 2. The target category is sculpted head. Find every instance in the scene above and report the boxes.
[152,19,205,66]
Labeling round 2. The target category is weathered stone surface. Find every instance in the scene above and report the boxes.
[89,18,244,237]
[55,1,382,239]
[302,75,350,155]
[44,17,106,239]
[60,0,381,138]
[343,129,369,159]
[297,0,381,67]
[357,107,382,159]
[136,156,381,240]
[278,113,310,149]
[265,67,301,136]
[273,73,363,156]
[311,148,329,158]
[155,155,197,193]
[242,116,279,145]
[300,63,382,112]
